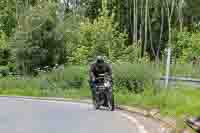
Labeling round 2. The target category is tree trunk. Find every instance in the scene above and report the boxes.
[148,15,156,58]
[144,0,149,56]
[178,0,184,32]
[139,0,144,58]
[133,0,135,43]
[135,0,138,43]
[130,0,133,42]
[156,2,164,63]
[165,0,176,48]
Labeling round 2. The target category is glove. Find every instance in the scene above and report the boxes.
[92,77,96,82]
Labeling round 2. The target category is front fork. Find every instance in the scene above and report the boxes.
[106,88,112,105]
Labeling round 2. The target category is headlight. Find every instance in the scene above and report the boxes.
[104,81,111,88]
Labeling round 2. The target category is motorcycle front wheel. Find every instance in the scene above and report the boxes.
[93,99,100,110]
[107,93,115,111]
[93,94,100,110]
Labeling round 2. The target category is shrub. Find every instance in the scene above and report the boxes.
[0,77,41,89]
[40,66,87,90]
[173,30,200,63]
[0,32,10,66]
[0,66,9,77]
[112,62,160,93]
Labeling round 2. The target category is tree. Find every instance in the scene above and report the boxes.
[83,0,102,21]
[0,0,16,66]
[0,32,10,65]
[0,0,16,37]
[12,2,66,74]
[69,12,127,64]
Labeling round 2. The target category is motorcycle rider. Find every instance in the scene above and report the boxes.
[89,56,112,102]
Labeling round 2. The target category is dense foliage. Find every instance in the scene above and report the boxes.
[173,29,200,63]
[0,0,200,75]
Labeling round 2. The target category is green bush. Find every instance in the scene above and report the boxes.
[112,63,160,92]
[0,66,9,77]
[0,77,41,89]
[0,32,10,66]
[40,66,87,90]
[173,30,200,63]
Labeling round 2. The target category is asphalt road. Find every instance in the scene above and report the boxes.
[0,97,170,133]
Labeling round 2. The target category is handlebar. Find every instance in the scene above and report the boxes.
[95,75,112,81]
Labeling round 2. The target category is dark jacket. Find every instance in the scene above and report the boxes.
[89,62,112,81]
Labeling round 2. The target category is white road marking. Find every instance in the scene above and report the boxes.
[160,127,171,133]
[24,99,77,104]
[0,97,91,108]
[119,112,148,133]
[19,98,92,107]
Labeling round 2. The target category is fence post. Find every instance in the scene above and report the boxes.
[165,48,171,88]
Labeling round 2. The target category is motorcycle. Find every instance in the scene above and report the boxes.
[185,118,200,133]
[93,74,115,111]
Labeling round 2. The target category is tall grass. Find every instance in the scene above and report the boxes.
[0,63,160,91]
[0,77,41,89]
[39,65,87,90]
[160,63,200,78]
[116,86,200,118]
[112,62,160,92]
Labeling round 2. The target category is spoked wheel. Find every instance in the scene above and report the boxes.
[107,93,115,111]
[94,102,100,110]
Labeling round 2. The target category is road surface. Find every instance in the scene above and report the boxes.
[0,97,170,133]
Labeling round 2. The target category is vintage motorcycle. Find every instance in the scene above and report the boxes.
[93,74,115,111]
[185,118,200,133]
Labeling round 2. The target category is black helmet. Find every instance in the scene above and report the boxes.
[96,56,104,64]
